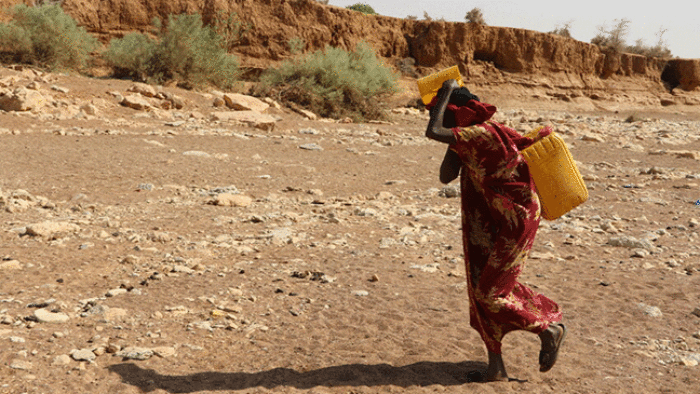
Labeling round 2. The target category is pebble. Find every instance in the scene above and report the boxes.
[9,359,33,371]
[352,290,369,297]
[639,303,663,318]
[51,354,71,366]
[183,151,212,158]
[607,235,655,251]
[106,288,128,297]
[299,143,323,151]
[0,260,22,270]
[152,346,176,358]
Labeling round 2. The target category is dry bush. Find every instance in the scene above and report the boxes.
[550,22,573,38]
[591,19,629,52]
[624,28,673,58]
[423,11,432,21]
[465,8,486,25]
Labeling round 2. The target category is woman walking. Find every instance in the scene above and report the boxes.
[425,79,566,382]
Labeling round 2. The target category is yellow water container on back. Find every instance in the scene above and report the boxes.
[417,66,464,105]
[521,128,588,220]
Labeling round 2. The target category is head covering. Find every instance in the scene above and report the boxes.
[426,86,497,127]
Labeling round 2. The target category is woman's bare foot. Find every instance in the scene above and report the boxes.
[486,351,509,382]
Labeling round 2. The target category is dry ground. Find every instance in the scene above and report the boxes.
[1,68,700,394]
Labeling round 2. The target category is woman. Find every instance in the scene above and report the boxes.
[425,79,566,382]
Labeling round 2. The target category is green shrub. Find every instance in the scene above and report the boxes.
[260,42,398,121]
[288,37,305,55]
[213,10,250,51]
[103,32,156,80]
[346,3,377,15]
[0,4,97,70]
[104,13,239,89]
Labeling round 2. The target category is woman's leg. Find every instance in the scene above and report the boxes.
[486,350,508,381]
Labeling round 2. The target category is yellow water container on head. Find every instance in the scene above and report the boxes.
[417,66,464,105]
[521,128,588,220]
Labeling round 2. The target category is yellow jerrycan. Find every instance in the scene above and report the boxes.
[521,128,588,220]
[417,65,464,105]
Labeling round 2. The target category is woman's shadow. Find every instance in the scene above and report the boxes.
[108,360,488,393]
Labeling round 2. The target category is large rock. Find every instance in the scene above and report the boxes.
[34,308,70,324]
[223,93,270,112]
[210,111,277,131]
[127,82,157,97]
[213,193,253,207]
[25,221,80,239]
[120,94,151,110]
[0,88,46,111]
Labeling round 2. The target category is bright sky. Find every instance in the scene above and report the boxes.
[329,0,700,59]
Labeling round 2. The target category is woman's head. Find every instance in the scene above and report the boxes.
[437,86,480,128]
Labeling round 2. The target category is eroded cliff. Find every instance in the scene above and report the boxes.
[2,0,699,104]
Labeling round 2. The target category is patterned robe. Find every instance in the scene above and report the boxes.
[446,103,562,354]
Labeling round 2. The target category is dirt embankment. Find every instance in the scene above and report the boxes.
[3,0,699,97]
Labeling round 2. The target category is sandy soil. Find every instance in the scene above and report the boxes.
[1,67,700,394]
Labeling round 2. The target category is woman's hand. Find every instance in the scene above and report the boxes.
[425,79,460,144]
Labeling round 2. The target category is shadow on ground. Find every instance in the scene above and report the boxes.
[108,360,488,393]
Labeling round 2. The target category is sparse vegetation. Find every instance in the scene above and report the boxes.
[591,19,630,52]
[0,3,97,70]
[465,8,486,25]
[104,13,239,89]
[259,42,398,121]
[288,37,305,55]
[346,3,377,15]
[213,10,250,51]
[423,11,432,21]
[396,57,418,78]
[591,20,672,58]
[550,22,573,38]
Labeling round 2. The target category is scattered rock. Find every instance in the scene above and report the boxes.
[0,259,22,270]
[0,88,46,111]
[152,346,176,358]
[115,346,154,360]
[299,143,323,151]
[51,354,72,366]
[121,94,152,110]
[9,359,33,371]
[223,93,270,112]
[25,221,79,239]
[33,308,70,324]
[638,303,663,318]
[213,193,253,207]
[127,82,157,97]
[210,111,277,131]
[71,348,96,362]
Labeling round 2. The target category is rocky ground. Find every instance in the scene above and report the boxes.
[1,65,700,394]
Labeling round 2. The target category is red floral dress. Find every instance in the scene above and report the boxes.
[446,101,562,354]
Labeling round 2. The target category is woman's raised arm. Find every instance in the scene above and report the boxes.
[425,79,460,145]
